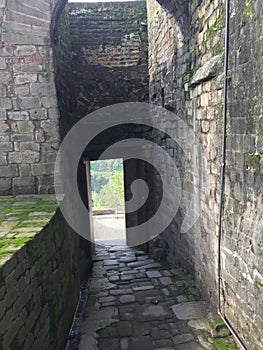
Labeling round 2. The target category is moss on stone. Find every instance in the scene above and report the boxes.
[233,200,246,217]
[205,3,226,44]
[213,338,236,350]
[213,42,224,56]
[258,115,263,139]
[16,221,48,229]
[203,331,236,349]
[247,153,261,172]
[240,0,254,27]
[209,317,225,330]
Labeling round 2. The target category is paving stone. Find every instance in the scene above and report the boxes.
[104,260,119,266]
[99,296,115,303]
[154,339,174,347]
[146,270,162,278]
[131,336,153,350]
[138,305,168,321]
[110,288,132,295]
[177,341,205,350]
[139,262,161,269]
[119,257,137,263]
[172,301,210,320]
[162,288,170,296]
[119,295,136,304]
[162,270,172,276]
[127,259,154,268]
[117,321,133,336]
[120,274,134,281]
[120,338,129,350]
[137,255,149,261]
[78,244,236,350]
[177,295,188,303]
[133,285,154,292]
[109,276,120,282]
[173,333,195,345]
[159,277,173,286]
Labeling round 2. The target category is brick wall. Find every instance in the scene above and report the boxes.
[0,0,64,195]
[67,1,149,120]
[147,0,263,348]
[0,209,92,350]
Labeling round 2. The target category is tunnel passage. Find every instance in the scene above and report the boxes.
[0,0,262,349]
[53,1,150,239]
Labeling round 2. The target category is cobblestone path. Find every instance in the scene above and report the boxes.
[78,243,237,350]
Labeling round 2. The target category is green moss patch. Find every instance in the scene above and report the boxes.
[247,153,261,172]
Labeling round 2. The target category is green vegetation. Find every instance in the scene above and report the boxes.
[205,3,226,42]
[91,159,125,209]
[240,0,254,27]
[247,153,261,172]
[208,317,226,330]
[0,197,58,267]
[257,115,263,139]
[203,331,236,350]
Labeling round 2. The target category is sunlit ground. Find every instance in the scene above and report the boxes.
[93,214,126,245]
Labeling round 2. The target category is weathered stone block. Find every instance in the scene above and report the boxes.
[35,128,45,142]
[0,134,9,142]
[14,85,30,97]
[40,96,58,108]
[14,45,37,57]
[200,93,210,107]
[9,151,40,164]
[12,121,34,133]
[30,82,56,97]
[0,177,11,194]
[0,83,6,98]
[0,45,13,56]
[0,97,12,109]
[40,120,59,140]
[0,152,7,165]
[0,109,7,120]
[19,142,40,152]
[0,164,18,177]
[1,69,12,87]
[10,133,33,142]
[7,111,29,120]
[14,73,37,85]
[19,97,41,109]
[11,97,20,111]
[0,0,6,9]
[19,164,31,177]
[30,108,48,120]
[13,62,43,73]
[13,177,36,194]
[0,57,6,69]
[0,142,12,151]
[31,163,54,176]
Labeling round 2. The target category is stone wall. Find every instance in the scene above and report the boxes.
[0,0,64,195]
[67,1,148,120]
[221,0,263,348]
[147,0,263,348]
[0,209,92,350]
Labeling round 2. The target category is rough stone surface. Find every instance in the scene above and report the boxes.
[0,196,92,350]
[78,243,236,350]
[147,1,263,348]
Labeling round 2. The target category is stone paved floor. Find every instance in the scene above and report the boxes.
[78,243,237,350]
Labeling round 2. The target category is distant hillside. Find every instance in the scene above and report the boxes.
[90,159,124,209]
